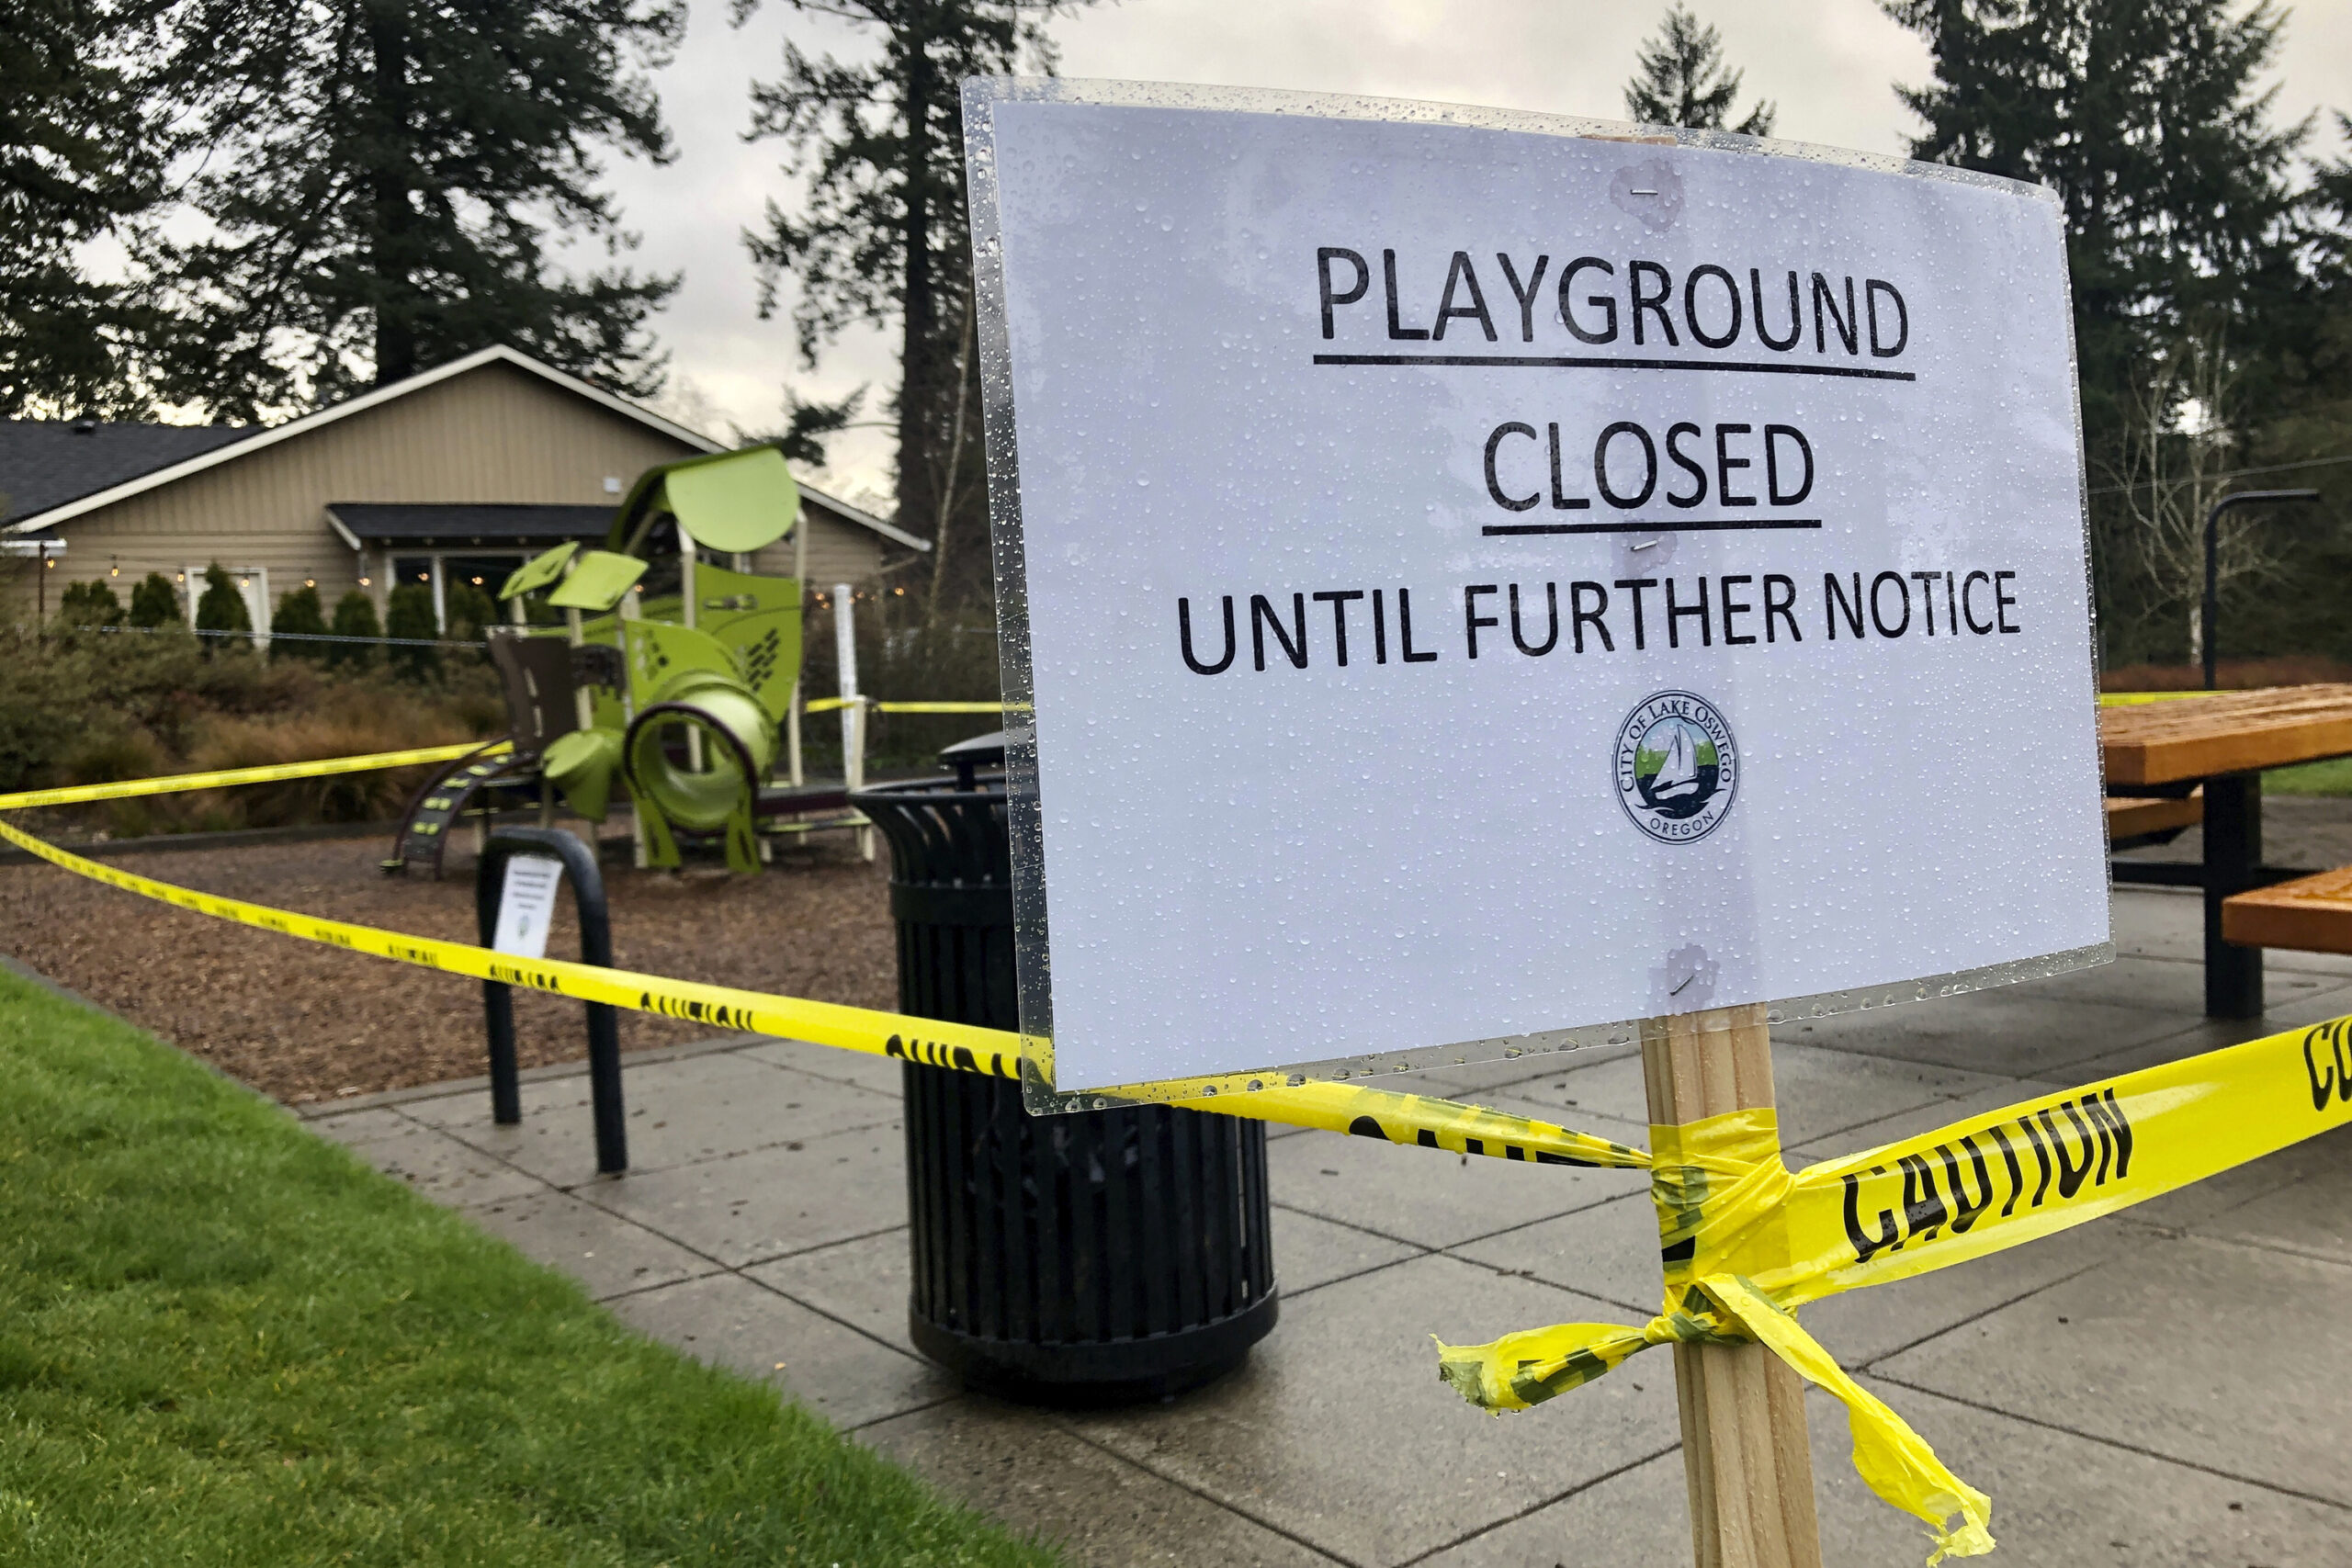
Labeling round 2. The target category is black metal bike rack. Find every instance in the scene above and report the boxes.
[476,828,627,1173]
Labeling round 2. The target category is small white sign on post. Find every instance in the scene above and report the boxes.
[493,854,565,961]
[965,81,2113,1098]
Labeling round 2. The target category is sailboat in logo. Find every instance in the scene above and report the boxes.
[1634,717,1719,819]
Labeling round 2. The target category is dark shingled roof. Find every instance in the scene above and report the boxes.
[326,502,616,543]
[0,420,250,525]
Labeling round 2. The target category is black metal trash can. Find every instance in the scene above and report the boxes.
[852,735,1278,1403]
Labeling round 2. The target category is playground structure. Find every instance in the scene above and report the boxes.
[386,445,865,876]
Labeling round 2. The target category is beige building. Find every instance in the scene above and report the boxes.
[0,344,923,630]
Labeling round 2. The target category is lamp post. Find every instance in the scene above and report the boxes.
[2203,489,2321,690]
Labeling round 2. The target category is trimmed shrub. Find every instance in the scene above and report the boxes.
[271,584,330,661]
[444,580,498,641]
[384,582,439,681]
[194,563,252,651]
[57,581,124,627]
[327,590,381,671]
[127,572,180,628]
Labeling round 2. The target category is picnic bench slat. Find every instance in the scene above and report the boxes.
[2104,792,2201,840]
[2221,865,2352,955]
[2099,684,2352,785]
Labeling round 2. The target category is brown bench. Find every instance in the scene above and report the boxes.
[2223,866,2352,956]
[2106,789,2202,846]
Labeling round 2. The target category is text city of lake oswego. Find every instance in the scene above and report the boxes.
[1175,246,2031,676]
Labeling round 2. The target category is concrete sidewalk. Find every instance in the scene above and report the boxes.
[306,884,2352,1567]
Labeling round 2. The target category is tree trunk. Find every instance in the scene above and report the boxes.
[368,1,416,386]
[924,302,976,637]
[894,6,938,566]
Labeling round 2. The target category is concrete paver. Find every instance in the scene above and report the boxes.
[405,1050,899,1182]
[1424,1382,2352,1568]
[295,883,2352,1568]
[581,1118,907,1266]
[2114,1123,2352,1233]
[862,1398,1343,1567]
[1264,1119,1635,1249]
[748,1228,920,1356]
[1406,1039,1640,1100]
[1065,1255,1685,1568]
[1266,1204,1423,1295]
[1781,983,2193,1078]
[741,1034,910,1097]
[464,1186,715,1300]
[320,1109,543,1213]
[605,1270,953,1430]
[2063,977,2352,1081]
[2111,884,2352,978]
[2181,1132,2352,1265]
[1874,1231,2352,1505]
[1447,1190,1659,1317]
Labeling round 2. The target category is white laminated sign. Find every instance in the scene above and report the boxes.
[493,854,564,962]
[964,81,2112,1100]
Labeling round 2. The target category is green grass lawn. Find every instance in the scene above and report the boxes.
[2267,758,2352,796]
[0,970,1057,1567]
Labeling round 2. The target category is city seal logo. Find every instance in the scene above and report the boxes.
[1615,691,1738,844]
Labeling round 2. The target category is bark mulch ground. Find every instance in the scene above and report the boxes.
[0,831,898,1105]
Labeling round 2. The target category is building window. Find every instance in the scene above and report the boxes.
[387,551,529,632]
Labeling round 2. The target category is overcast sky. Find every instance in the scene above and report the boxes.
[605,0,2352,508]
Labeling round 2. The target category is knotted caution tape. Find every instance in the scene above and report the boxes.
[1435,1025,2352,1562]
[1437,1110,1991,1562]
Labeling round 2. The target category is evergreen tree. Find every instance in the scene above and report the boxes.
[384,582,439,680]
[326,588,381,671]
[2206,121,2352,671]
[0,2,177,415]
[147,0,685,421]
[1624,5,1775,136]
[194,562,252,650]
[737,0,1090,626]
[1883,0,2330,666]
[1883,0,2309,440]
[127,571,180,628]
[271,583,330,660]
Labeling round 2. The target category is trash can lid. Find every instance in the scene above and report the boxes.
[941,729,1006,766]
[940,730,1006,791]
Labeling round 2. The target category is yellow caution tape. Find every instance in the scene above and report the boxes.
[0,808,1033,1071]
[0,740,505,811]
[801,697,1004,715]
[1437,1025,2352,1561]
[1201,1080,1645,1169]
[872,700,1004,715]
[24,740,2351,1561]
[0,773,1628,1170]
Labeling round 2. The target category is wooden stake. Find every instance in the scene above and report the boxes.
[1641,1003,1822,1568]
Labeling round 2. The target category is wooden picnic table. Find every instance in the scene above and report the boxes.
[2101,684,2352,1017]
